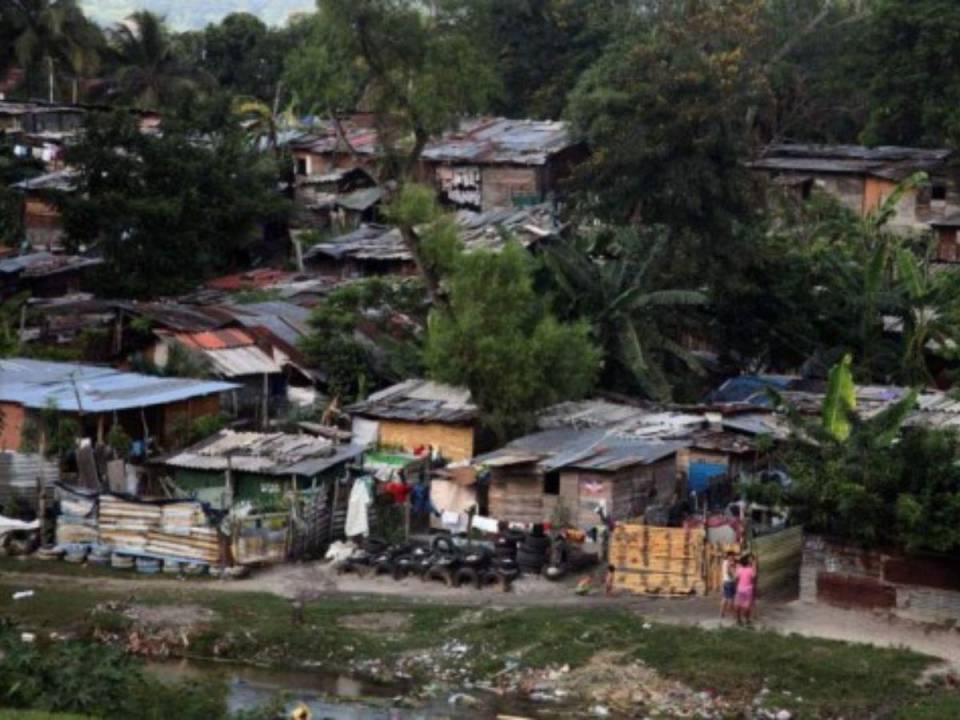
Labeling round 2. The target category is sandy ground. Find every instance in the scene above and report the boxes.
[5,560,960,668]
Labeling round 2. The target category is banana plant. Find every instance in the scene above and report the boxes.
[544,227,706,401]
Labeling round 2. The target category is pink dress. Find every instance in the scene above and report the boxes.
[735,565,756,610]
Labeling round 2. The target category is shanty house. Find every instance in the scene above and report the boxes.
[0,251,101,301]
[347,379,481,462]
[10,170,77,250]
[0,101,85,135]
[749,144,959,232]
[292,166,382,231]
[303,204,563,278]
[929,214,960,263]
[287,118,380,177]
[147,328,285,418]
[0,358,236,453]
[478,428,684,527]
[420,118,586,211]
[159,430,364,507]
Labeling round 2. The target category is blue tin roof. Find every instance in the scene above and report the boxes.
[0,358,239,413]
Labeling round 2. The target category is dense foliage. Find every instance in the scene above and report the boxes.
[57,110,288,297]
[301,277,427,401]
[0,627,275,720]
[426,242,600,440]
[762,385,960,554]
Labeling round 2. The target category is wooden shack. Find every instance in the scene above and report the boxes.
[481,428,683,528]
[348,379,481,462]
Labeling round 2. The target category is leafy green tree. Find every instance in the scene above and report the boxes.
[426,242,600,441]
[284,1,497,304]
[544,227,706,401]
[861,0,960,147]
[758,0,872,144]
[286,0,496,179]
[300,277,427,401]
[0,0,102,102]
[568,0,766,229]
[465,0,626,118]
[104,11,208,109]
[58,110,288,297]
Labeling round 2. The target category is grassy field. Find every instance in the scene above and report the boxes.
[0,566,957,719]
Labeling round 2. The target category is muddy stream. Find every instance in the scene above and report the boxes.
[145,657,547,719]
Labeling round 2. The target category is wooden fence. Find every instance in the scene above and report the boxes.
[752,525,803,595]
[611,524,733,596]
[610,522,801,597]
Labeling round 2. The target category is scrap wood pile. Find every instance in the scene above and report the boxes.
[52,486,223,571]
[98,496,162,552]
[610,523,736,596]
[55,490,97,545]
[332,525,597,592]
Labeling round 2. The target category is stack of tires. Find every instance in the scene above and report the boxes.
[517,525,551,575]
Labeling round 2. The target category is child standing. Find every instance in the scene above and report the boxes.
[734,554,757,627]
[720,551,737,619]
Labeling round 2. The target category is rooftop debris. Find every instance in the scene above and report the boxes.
[749,143,953,181]
[348,379,478,424]
[161,429,364,477]
[0,251,101,278]
[303,203,563,266]
[422,117,577,166]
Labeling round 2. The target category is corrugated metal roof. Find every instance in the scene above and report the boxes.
[121,302,236,332]
[201,346,282,378]
[348,379,478,424]
[304,204,561,265]
[749,144,952,180]
[536,399,655,430]
[226,302,311,349]
[0,251,101,277]
[422,118,575,166]
[173,329,254,350]
[476,427,684,472]
[162,430,364,477]
[11,169,78,192]
[0,358,238,412]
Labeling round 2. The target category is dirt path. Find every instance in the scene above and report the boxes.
[4,561,959,667]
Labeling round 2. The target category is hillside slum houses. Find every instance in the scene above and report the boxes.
[749,144,960,241]
[303,203,563,277]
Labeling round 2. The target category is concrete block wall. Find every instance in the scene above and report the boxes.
[800,535,960,623]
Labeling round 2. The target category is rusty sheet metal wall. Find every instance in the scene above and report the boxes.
[0,452,58,514]
[751,525,803,595]
[800,535,960,622]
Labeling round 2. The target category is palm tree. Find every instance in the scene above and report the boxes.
[1,0,101,102]
[544,227,706,401]
[232,96,296,158]
[106,12,202,109]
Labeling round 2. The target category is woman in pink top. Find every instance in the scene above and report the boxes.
[734,554,757,626]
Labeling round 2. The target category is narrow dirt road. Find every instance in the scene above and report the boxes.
[4,560,959,667]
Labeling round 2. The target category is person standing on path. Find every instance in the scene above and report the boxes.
[720,551,738,619]
[734,553,757,627]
